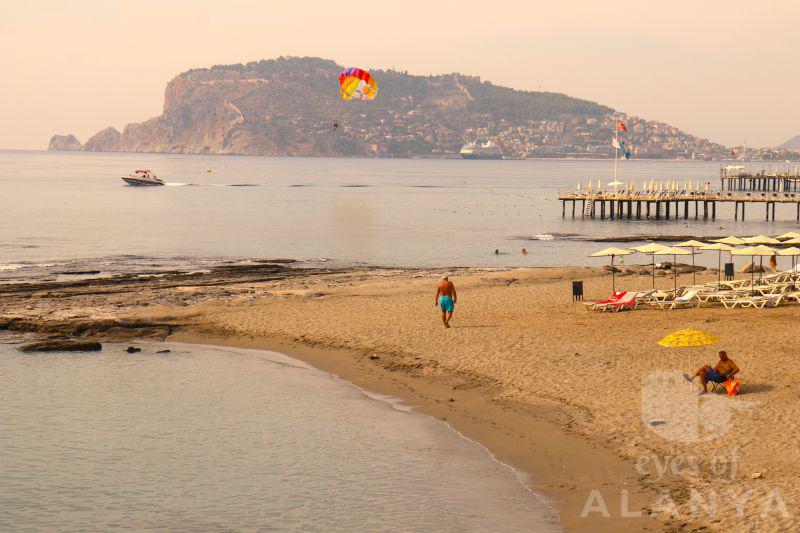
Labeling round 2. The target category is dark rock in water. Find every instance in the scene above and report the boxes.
[156,349,171,353]
[253,258,298,264]
[126,346,142,353]
[19,340,102,352]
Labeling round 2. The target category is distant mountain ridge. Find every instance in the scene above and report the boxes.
[49,56,724,159]
[779,134,800,149]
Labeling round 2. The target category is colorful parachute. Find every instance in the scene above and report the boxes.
[338,68,378,101]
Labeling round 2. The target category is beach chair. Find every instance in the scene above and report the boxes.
[696,290,740,306]
[720,295,757,308]
[644,289,677,303]
[592,292,637,312]
[754,295,784,308]
[651,290,699,310]
[584,291,626,310]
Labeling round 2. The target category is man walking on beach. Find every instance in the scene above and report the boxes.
[435,274,457,328]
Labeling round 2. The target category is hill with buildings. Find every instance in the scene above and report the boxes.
[49,56,729,159]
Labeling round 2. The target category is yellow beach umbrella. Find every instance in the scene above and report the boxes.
[782,237,800,245]
[590,247,633,294]
[659,329,720,348]
[659,329,720,372]
[675,240,707,285]
[776,231,800,241]
[653,246,692,290]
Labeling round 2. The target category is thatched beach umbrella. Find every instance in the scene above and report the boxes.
[653,246,693,291]
[632,243,669,289]
[732,245,776,286]
[713,236,746,246]
[777,246,800,275]
[590,247,633,294]
[700,242,733,286]
[743,235,781,245]
[675,240,707,285]
[776,231,800,241]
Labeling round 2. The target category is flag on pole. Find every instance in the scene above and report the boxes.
[612,137,621,149]
[616,120,628,132]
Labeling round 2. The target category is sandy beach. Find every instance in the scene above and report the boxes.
[2,264,797,532]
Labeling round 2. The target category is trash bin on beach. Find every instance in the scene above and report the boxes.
[572,280,584,301]
[724,263,734,281]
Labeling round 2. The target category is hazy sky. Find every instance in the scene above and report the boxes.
[2,0,798,149]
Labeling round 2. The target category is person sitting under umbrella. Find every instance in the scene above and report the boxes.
[683,351,740,395]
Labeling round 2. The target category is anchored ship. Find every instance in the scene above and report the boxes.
[459,140,504,160]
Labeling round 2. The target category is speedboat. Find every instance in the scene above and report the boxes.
[122,169,164,186]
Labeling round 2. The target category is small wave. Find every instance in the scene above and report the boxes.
[340,184,371,188]
[514,234,556,242]
[165,182,196,187]
[0,260,75,271]
[289,184,314,188]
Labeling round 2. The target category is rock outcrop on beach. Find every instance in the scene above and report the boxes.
[48,56,726,158]
[18,339,102,352]
[47,134,83,151]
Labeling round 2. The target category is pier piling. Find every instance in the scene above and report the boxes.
[559,187,798,223]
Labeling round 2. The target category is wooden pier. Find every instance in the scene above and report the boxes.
[559,190,800,222]
[720,166,800,192]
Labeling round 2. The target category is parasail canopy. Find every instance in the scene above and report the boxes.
[339,67,378,101]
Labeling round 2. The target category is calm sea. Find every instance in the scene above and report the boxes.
[0,337,559,531]
[1,150,798,281]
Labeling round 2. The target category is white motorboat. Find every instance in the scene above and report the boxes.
[122,169,164,186]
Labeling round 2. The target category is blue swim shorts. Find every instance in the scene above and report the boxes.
[439,296,454,313]
[707,369,727,383]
